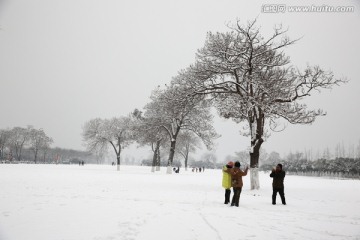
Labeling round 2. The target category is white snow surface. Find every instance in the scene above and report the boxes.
[0,164,359,240]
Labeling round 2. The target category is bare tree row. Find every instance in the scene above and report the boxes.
[82,84,219,173]
[83,18,346,186]
[0,126,53,163]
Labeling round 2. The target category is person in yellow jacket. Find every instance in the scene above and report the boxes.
[222,161,234,204]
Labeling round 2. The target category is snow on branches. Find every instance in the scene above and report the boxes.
[168,18,346,188]
[82,115,136,171]
[143,83,219,173]
[176,19,346,136]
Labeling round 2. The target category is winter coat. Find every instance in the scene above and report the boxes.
[222,165,232,189]
[225,167,248,188]
[270,170,285,188]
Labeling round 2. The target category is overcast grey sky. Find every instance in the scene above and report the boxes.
[0,0,359,162]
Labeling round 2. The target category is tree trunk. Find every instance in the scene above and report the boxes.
[110,140,121,171]
[34,149,38,164]
[249,112,264,190]
[18,148,22,161]
[250,141,262,190]
[166,140,176,174]
[15,145,21,161]
[151,140,161,172]
[117,155,120,171]
[185,144,189,171]
[250,139,263,168]
[156,147,161,171]
[151,151,157,172]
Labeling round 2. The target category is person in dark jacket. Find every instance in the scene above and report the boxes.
[270,163,286,205]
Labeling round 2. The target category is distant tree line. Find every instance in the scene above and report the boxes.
[224,146,360,176]
[260,157,360,174]
[256,146,360,177]
[0,126,98,164]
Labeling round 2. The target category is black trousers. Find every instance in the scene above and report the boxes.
[231,187,242,207]
[272,187,286,205]
[224,189,231,204]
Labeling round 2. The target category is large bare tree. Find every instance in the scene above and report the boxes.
[132,109,168,172]
[144,85,219,174]
[143,127,166,172]
[83,116,134,171]
[180,19,346,189]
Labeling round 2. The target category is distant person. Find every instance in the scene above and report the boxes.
[196,168,198,172]
[79,161,81,166]
[222,161,234,204]
[203,167,205,172]
[225,161,249,207]
[270,163,286,205]
[199,167,202,173]
[81,161,84,166]
[175,167,180,173]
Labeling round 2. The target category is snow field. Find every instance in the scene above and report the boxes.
[0,164,359,240]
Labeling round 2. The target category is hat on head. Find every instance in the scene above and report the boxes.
[234,161,241,168]
[227,161,234,167]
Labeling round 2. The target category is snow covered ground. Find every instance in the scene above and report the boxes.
[0,164,359,240]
